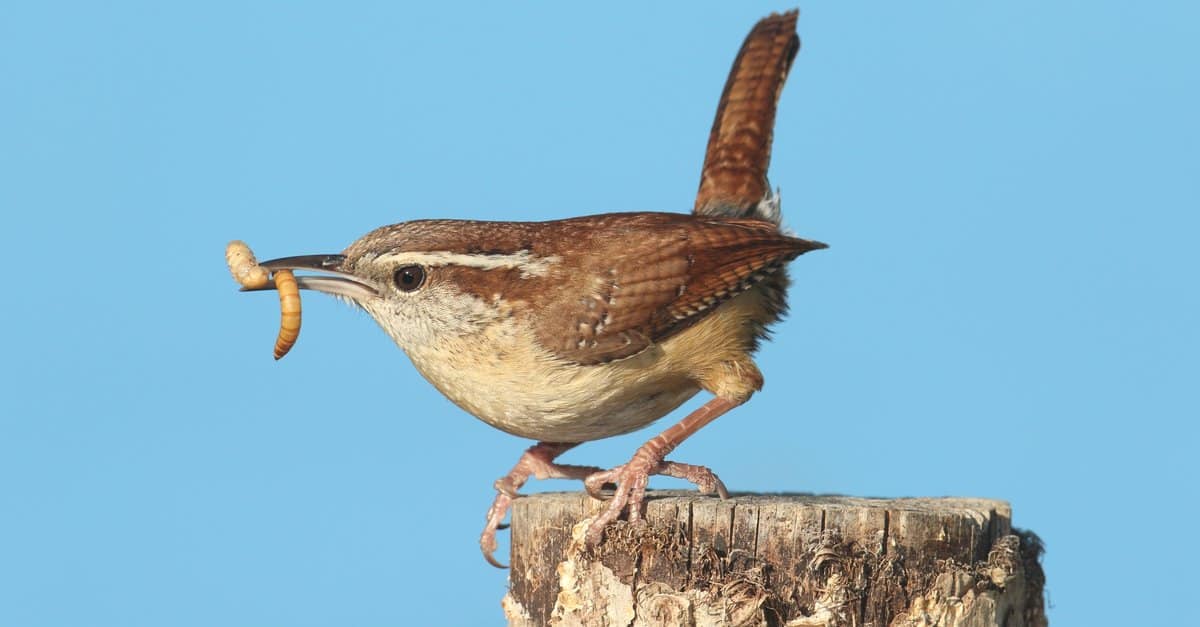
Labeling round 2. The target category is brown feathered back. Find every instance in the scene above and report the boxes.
[344,212,824,365]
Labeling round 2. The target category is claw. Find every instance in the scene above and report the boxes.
[481,491,515,568]
[476,442,603,567]
[583,475,618,500]
[484,549,508,569]
[582,457,726,545]
[581,396,741,545]
[658,460,729,499]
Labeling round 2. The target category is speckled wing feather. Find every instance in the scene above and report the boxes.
[533,214,819,365]
[694,11,800,218]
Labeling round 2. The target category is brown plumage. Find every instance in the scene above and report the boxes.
[694,10,800,218]
[235,11,821,566]
[342,212,824,366]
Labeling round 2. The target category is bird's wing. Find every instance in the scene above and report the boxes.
[533,216,812,365]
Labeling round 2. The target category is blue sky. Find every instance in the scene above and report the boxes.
[2,2,1196,625]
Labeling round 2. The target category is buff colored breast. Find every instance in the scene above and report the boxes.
[403,286,772,442]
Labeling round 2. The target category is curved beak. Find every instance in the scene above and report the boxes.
[242,254,379,301]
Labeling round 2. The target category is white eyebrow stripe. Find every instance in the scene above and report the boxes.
[373,250,560,277]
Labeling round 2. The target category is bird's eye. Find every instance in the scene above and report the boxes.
[393,265,426,292]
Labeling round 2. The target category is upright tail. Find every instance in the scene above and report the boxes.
[693,10,800,223]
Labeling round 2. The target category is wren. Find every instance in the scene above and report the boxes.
[242,11,823,567]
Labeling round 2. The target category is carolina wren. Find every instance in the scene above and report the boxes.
[244,11,822,567]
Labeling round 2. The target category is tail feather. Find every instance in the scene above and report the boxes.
[693,10,800,222]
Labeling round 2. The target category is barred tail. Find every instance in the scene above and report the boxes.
[693,10,799,223]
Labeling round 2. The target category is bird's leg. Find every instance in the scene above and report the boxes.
[583,396,740,545]
[481,441,603,568]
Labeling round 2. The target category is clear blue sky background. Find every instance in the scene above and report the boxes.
[2,2,1196,625]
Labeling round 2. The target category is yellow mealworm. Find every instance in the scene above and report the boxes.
[226,240,303,359]
[272,269,302,360]
[225,240,270,289]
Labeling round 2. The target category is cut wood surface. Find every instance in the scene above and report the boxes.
[503,492,1045,627]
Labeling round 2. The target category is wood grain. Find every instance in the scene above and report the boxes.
[504,492,1046,626]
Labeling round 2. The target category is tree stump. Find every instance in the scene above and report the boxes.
[502,492,1045,627]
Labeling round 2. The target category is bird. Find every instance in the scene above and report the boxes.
[241,10,822,567]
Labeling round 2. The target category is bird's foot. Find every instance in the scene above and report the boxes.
[480,490,517,568]
[582,450,727,546]
[480,442,602,568]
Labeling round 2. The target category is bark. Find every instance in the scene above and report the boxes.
[503,492,1045,627]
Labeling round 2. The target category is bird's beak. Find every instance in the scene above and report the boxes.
[243,254,379,301]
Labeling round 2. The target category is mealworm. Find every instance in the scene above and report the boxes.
[225,240,270,289]
[225,240,303,359]
[272,269,301,360]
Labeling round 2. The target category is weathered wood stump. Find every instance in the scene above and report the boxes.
[502,492,1045,626]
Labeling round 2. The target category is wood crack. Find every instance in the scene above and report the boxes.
[505,492,1045,627]
[881,509,890,557]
